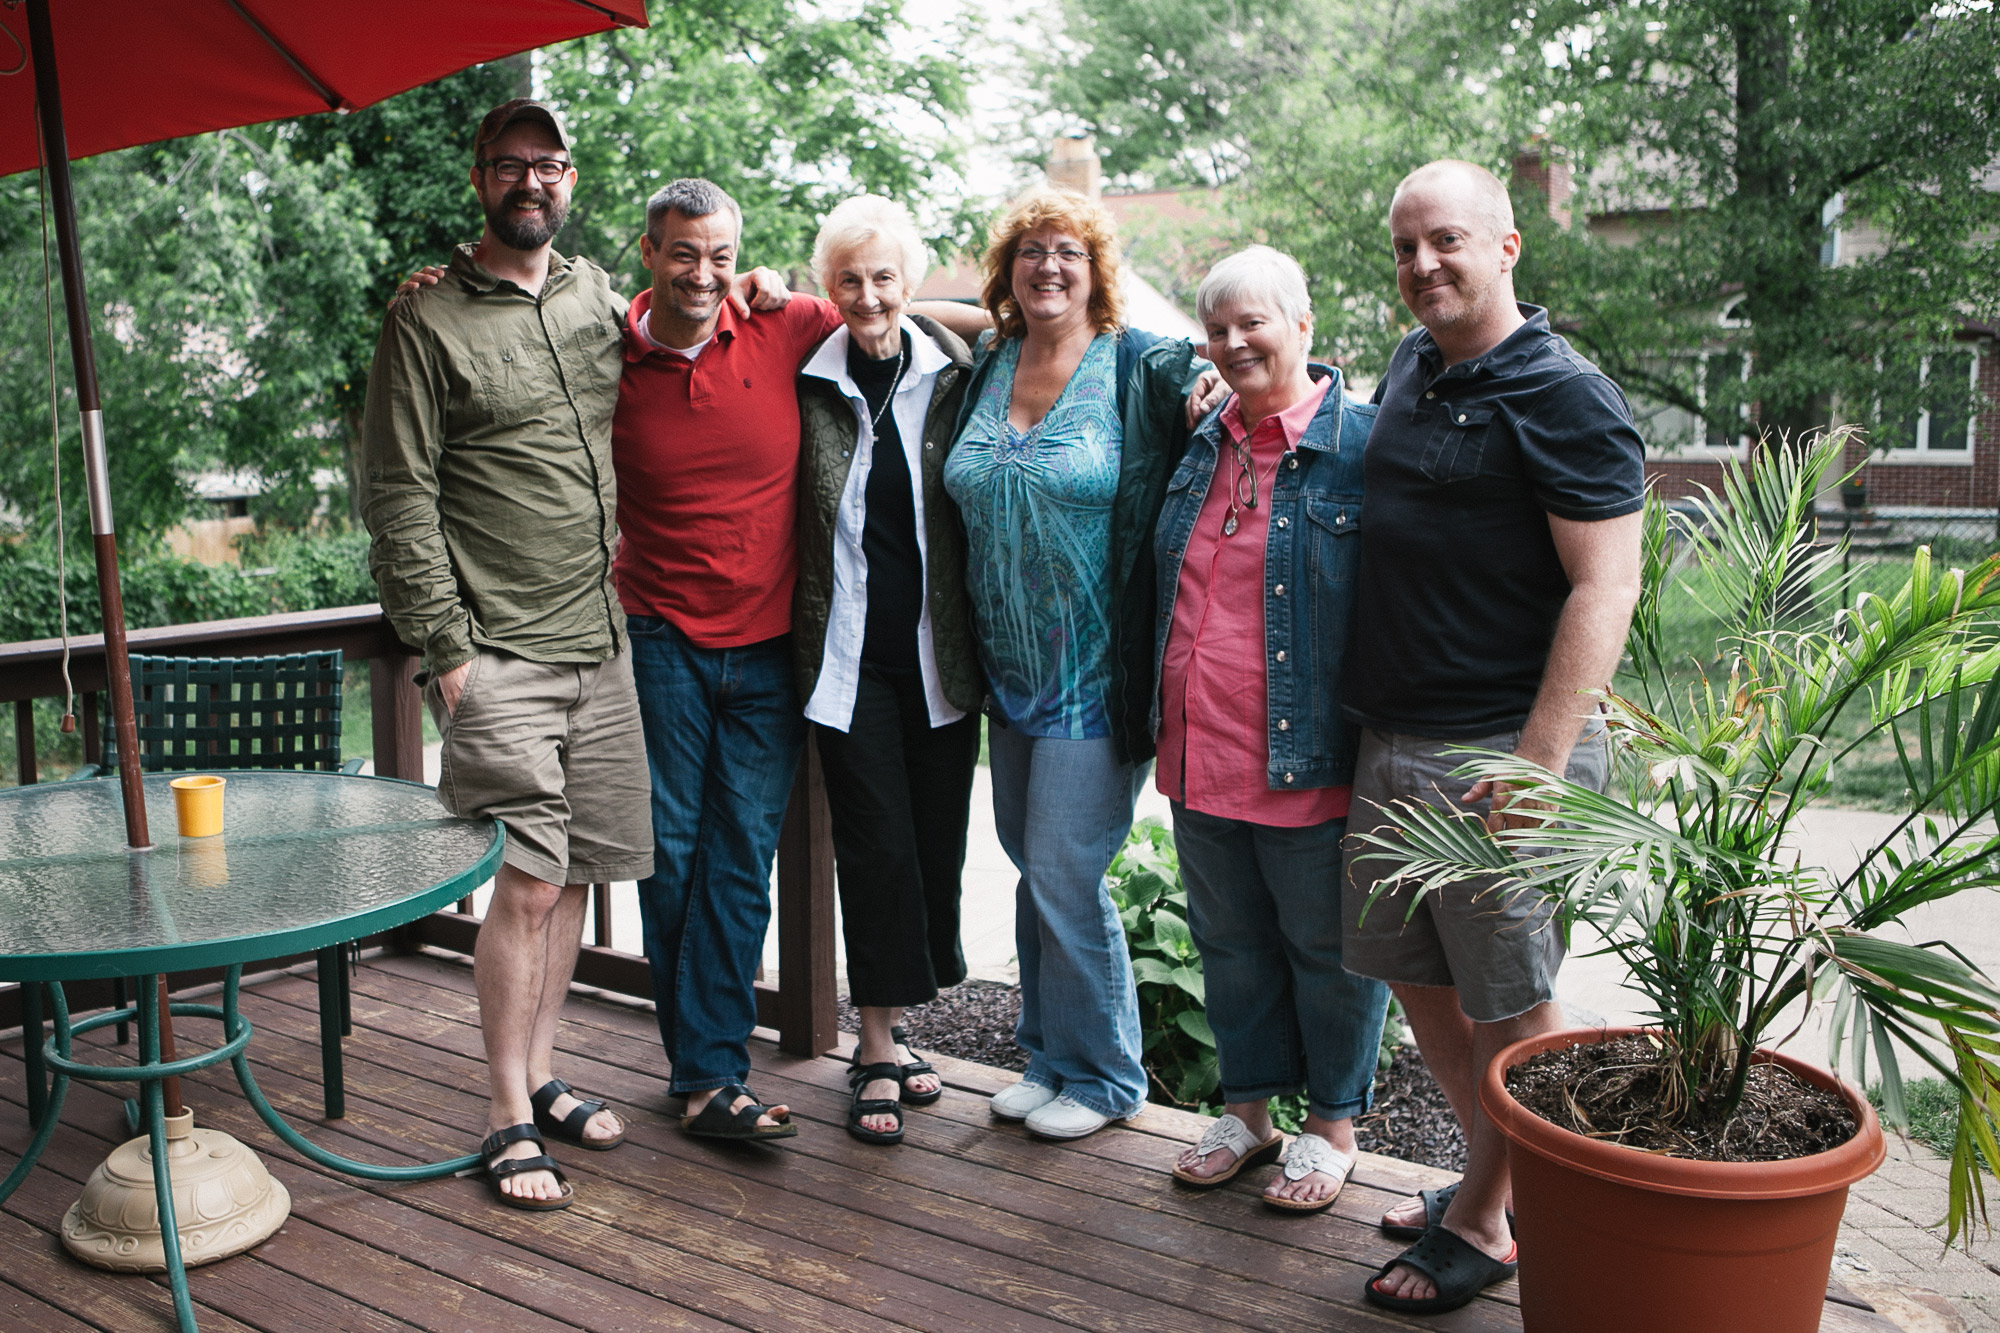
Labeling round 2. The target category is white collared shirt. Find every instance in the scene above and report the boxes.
[800,318,964,732]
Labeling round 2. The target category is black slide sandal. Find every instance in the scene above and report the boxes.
[530,1078,626,1151]
[680,1083,799,1140]
[1364,1225,1518,1315]
[847,1062,907,1144]
[480,1123,573,1212]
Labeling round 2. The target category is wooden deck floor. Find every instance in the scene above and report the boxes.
[1,950,1894,1333]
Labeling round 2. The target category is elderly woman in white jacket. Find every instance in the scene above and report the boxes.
[790,196,985,1145]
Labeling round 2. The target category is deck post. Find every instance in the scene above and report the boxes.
[368,652,424,782]
[774,733,837,1056]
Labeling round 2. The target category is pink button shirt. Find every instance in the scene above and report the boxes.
[1157,377,1351,826]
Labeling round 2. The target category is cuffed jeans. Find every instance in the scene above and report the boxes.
[989,725,1149,1118]
[1173,803,1390,1121]
[628,615,803,1095]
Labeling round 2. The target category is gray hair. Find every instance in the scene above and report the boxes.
[1389,160,1515,239]
[645,178,742,246]
[1196,245,1314,330]
[811,195,929,294]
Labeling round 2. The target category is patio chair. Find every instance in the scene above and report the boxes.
[75,650,367,1120]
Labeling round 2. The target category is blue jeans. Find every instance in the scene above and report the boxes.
[628,615,803,1094]
[1174,803,1390,1121]
[988,726,1149,1118]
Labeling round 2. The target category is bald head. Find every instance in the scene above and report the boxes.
[1390,160,1515,242]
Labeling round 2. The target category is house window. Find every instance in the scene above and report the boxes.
[1889,349,1978,457]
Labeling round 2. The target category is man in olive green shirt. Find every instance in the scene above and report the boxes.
[361,99,652,1211]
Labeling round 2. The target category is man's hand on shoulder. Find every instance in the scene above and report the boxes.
[729,266,792,317]
[390,264,448,308]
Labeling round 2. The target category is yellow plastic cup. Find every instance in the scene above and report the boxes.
[170,775,226,838]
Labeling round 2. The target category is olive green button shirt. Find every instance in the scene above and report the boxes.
[360,244,627,675]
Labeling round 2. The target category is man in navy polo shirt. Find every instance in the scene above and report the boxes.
[1343,160,1645,1315]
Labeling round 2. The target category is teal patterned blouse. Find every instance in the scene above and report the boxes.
[944,333,1123,738]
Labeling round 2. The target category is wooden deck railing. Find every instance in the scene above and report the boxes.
[0,605,839,1057]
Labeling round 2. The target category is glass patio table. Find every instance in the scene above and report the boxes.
[0,770,502,1332]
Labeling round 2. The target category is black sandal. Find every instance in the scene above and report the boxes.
[1364,1224,1518,1315]
[680,1083,798,1141]
[1380,1182,1514,1240]
[847,1062,906,1145]
[530,1078,626,1151]
[890,1025,943,1107]
[480,1123,573,1212]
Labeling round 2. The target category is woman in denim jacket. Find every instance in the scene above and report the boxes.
[1155,247,1391,1210]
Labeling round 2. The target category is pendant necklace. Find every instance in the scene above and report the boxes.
[867,343,908,439]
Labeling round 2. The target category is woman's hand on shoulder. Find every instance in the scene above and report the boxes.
[1186,368,1227,426]
[730,266,793,316]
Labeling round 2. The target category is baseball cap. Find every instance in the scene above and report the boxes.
[473,98,573,164]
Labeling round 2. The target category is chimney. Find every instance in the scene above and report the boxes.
[1047,134,1102,201]
[1510,144,1573,230]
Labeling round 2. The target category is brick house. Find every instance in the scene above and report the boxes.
[1517,153,2000,528]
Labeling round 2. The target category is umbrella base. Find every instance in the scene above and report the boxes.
[61,1108,290,1272]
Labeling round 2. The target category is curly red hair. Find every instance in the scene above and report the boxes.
[979,188,1126,340]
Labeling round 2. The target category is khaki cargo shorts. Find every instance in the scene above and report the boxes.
[425,647,653,887]
[1341,720,1609,1022]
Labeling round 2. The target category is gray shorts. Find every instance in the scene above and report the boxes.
[426,647,654,887]
[1341,721,1609,1022]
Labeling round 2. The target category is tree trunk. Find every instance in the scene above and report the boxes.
[1731,4,1827,448]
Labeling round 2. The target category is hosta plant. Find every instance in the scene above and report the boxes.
[1353,428,2000,1243]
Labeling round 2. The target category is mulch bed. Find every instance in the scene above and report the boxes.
[1503,1034,1857,1162]
[841,982,1470,1171]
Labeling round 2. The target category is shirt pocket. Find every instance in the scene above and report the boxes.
[1303,495,1361,585]
[469,339,563,432]
[1421,403,1493,483]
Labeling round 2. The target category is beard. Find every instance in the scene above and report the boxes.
[485,184,569,251]
[665,275,727,325]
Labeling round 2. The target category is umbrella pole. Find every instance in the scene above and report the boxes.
[25,0,151,857]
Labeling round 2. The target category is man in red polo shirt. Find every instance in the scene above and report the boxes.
[616,179,845,1137]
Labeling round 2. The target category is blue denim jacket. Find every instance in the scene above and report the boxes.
[1151,365,1376,791]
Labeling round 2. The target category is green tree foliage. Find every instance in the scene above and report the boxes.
[1040,0,1499,375]
[0,129,383,543]
[545,0,978,286]
[0,8,974,555]
[1483,0,2000,443]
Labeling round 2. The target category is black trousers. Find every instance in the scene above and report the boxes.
[812,663,980,1008]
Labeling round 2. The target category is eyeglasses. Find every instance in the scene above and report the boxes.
[480,156,572,184]
[1015,245,1091,267]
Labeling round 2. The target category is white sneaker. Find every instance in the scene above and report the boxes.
[1024,1093,1127,1140]
[989,1080,1059,1121]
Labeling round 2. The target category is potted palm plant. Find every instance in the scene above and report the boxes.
[1354,429,2000,1333]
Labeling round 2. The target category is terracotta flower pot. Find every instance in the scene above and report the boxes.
[1480,1026,1885,1333]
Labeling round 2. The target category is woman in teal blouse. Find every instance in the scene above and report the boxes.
[945,187,1204,1140]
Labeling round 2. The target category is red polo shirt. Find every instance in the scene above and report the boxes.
[612,288,842,648]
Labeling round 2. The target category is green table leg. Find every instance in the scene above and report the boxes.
[21,981,45,1128]
[315,946,345,1120]
[222,966,477,1181]
[0,982,68,1207]
[136,975,200,1333]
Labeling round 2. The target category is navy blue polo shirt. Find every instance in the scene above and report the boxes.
[1343,305,1644,737]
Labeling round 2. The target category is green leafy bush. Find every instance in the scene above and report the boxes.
[1106,820,1218,1108]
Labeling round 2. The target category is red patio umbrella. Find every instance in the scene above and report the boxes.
[4,0,648,1106]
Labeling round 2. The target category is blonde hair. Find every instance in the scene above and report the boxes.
[1196,245,1314,332]
[811,195,929,295]
[979,187,1126,339]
